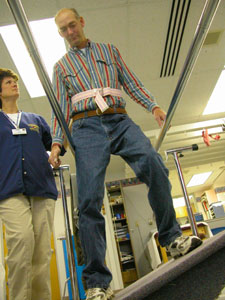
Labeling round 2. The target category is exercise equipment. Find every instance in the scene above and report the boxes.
[55,165,79,300]
[166,144,199,236]
[6,0,222,299]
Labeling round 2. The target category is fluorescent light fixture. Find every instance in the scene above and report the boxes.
[0,18,66,98]
[173,197,186,208]
[203,69,225,115]
[187,171,212,187]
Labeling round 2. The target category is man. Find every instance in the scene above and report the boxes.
[0,68,57,300]
[49,8,202,300]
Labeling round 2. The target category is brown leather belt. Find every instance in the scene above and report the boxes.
[71,107,127,122]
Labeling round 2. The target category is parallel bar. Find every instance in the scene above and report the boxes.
[166,144,199,236]
[166,143,198,155]
[6,0,75,155]
[58,165,79,300]
[172,152,198,236]
[155,0,221,152]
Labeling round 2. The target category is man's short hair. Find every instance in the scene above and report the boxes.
[0,68,19,108]
[54,8,80,22]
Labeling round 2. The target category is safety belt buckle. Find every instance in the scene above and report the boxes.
[96,108,103,115]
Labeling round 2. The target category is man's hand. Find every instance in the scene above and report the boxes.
[48,144,62,168]
[152,107,166,128]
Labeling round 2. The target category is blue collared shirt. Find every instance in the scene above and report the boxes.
[0,111,58,201]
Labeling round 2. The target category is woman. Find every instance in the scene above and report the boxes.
[0,68,58,300]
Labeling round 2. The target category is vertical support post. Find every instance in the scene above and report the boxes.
[58,165,80,300]
[166,144,199,236]
[172,152,198,236]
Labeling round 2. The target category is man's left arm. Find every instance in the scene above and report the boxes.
[152,106,166,128]
[112,45,166,127]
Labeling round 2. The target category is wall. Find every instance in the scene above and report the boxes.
[122,183,156,277]
[194,186,225,221]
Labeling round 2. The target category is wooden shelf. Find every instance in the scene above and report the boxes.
[116,238,130,242]
[110,202,124,207]
[106,181,138,285]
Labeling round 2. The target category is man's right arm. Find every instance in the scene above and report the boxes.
[48,144,62,168]
[49,63,71,167]
[51,63,72,146]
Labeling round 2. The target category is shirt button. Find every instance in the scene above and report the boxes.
[22,158,25,161]
[24,171,27,175]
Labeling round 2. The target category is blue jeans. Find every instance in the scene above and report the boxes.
[71,113,181,289]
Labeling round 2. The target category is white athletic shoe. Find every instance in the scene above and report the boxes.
[166,235,202,258]
[86,287,114,300]
[105,287,114,299]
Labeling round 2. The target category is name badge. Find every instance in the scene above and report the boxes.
[12,128,27,135]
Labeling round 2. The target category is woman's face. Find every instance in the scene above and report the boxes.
[0,76,19,101]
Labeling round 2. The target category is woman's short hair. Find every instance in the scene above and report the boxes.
[0,68,19,108]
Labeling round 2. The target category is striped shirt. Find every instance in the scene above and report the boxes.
[51,40,158,145]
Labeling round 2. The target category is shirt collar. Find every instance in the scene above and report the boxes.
[69,39,92,53]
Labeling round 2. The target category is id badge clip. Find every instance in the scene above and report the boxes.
[12,128,27,135]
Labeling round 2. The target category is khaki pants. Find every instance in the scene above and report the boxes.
[0,194,55,300]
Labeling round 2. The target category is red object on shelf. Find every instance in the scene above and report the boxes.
[202,129,221,146]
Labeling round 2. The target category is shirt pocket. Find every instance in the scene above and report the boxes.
[63,67,84,95]
[96,58,117,86]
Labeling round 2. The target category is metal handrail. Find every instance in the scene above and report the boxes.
[57,165,80,300]
[166,144,199,236]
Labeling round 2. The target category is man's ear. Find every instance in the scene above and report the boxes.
[80,16,85,28]
[58,29,64,38]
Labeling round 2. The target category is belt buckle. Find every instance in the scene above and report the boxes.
[96,108,103,116]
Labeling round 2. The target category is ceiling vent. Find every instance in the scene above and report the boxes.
[160,0,191,78]
[203,31,223,45]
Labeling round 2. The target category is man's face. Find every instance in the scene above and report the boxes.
[0,77,19,100]
[56,10,86,48]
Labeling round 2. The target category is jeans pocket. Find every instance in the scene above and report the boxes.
[72,118,84,135]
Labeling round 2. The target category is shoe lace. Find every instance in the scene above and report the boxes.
[87,288,105,298]
[175,235,189,247]
[167,235,188,250]
[177,235,188,242]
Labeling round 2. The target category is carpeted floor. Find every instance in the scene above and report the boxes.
[114,231,225,300]
[143,247,225,300]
